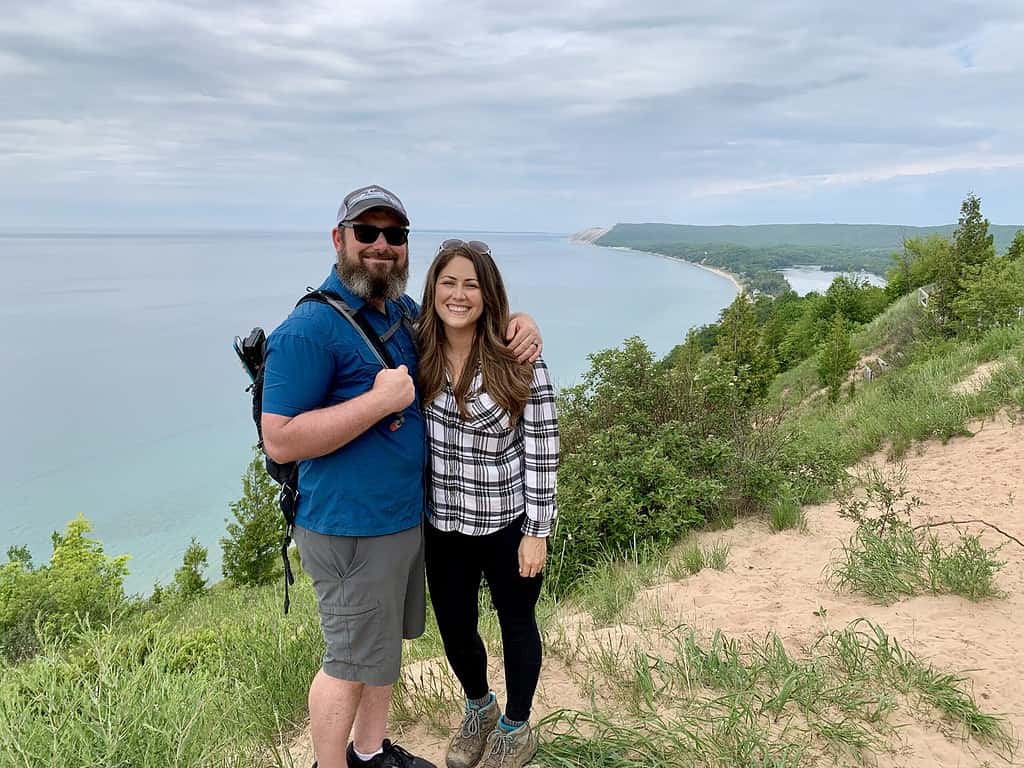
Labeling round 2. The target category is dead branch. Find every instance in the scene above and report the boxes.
[911,519,1024,549]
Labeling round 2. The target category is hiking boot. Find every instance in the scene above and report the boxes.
[446,696,502,768]
[477,722,538,768]
[346,739,437,768]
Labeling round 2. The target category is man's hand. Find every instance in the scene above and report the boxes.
[372,364,415,412]
[518,535,547,579]
[507,313,542,364]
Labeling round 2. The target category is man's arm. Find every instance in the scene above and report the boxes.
[507,312,543,363]
[263,365,415,464]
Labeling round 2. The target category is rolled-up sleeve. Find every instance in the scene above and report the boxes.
[521,357,559,537]
[262,330,335,418]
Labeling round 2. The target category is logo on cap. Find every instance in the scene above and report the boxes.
[349,188,399,207]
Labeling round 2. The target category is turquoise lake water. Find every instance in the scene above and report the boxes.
[1,230,751,592]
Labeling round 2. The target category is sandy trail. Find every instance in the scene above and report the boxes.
[288,413,1024,767]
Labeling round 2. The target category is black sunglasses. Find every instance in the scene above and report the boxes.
[341,222,409,246]
[436,238,491,256]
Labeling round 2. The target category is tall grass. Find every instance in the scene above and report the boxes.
[767,483,807,533]
[666,539,730,580]
[828,465,1006,603]
[0,581,323,768]
[574,544,666,627]
[538,619,1016,765]
[831,527,1005,603]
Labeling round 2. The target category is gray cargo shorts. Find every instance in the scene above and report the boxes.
[294,522,426,686]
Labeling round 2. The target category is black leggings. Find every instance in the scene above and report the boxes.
[424,518,544,722]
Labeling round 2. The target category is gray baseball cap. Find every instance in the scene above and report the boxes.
[336,185,410,227]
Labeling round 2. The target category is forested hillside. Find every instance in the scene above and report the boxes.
[595,220,1024,295]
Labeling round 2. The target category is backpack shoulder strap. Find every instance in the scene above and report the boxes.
[398,295,418,335]
[297,289,395,368]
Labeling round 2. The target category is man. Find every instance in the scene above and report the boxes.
[261,185,541,768]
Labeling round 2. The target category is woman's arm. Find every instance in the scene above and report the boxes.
[520,357,559,538]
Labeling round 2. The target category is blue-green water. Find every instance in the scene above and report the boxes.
[3,230,743,593]
[779,266,886,295]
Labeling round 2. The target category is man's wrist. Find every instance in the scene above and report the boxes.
[362,388,394,421]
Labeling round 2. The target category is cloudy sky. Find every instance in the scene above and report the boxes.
[2,0,1022,231]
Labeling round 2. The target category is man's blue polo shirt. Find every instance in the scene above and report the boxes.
[261,267,425,537]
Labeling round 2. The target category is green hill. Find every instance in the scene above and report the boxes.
[590,222,1023,296]
[597,222,1023,254]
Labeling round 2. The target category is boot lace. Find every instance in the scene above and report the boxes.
[485,729,516,764]
[452,708,487,749]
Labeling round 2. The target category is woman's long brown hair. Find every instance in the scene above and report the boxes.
[416,245,533,422]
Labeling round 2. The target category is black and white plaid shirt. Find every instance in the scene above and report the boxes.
[425,357,559,537]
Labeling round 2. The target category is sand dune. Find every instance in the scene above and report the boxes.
[288,412,1023,767]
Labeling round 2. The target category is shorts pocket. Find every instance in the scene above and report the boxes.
[321,601,384,669]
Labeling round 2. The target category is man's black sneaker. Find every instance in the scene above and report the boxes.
[347,739,437,768]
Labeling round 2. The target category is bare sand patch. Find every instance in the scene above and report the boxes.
[952,360,1007,395]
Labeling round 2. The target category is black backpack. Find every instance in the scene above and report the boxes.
[233,289,414,612]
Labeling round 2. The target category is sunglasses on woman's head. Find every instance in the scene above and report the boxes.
[436,238,491,256]
[340,222,409,246]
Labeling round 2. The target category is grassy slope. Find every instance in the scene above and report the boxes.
[772,294,1024,466]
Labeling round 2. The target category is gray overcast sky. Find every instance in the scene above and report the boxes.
[1,0,1022,231]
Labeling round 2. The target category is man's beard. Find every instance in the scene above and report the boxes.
[337,247,409,301]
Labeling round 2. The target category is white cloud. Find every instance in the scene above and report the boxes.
[0,0,1022,229]
[692,152,1024,196]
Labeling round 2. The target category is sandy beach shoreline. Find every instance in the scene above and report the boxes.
[603,244,743,294]
[689,260,743,292]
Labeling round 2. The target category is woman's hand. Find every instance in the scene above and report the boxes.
[506,313,542,364]
[518,535,547,578]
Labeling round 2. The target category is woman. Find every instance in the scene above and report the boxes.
[416,240,559,768]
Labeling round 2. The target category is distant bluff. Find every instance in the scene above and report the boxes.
[568,227,609,244]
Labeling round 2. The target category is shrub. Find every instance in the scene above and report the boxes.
[172,538,209,600]
[551,335,800,594]
[551,422,722,594]
[0,516,129,662]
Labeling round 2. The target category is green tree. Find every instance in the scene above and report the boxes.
[46,515,130,625]
[173,537,209,599]
[951,192,995,272]
[1005,230,1024,261]
[885,235,951,298]
[933,193,996,331]
[714,293,775,404]
[953,256,1024,332]
[817,313,858,403]
[778,293,827,368]
[823,275,864,321]
[221,448,283,586]
[760,290,806,371]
